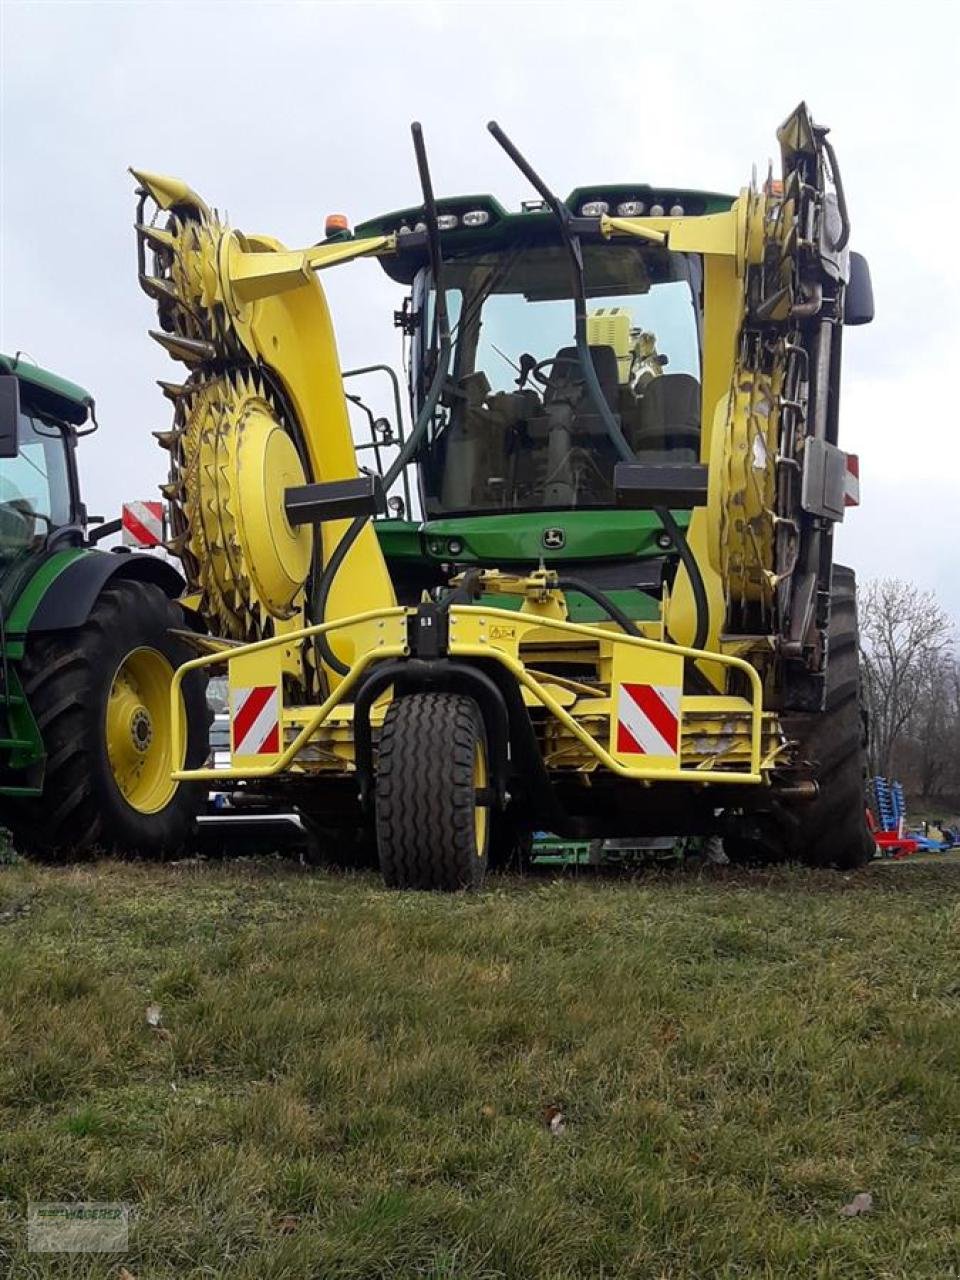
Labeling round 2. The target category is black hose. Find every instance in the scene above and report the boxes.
[654,506,709,652]
[314,122,452,677]
[555,576,641,639]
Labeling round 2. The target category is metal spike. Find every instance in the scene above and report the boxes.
[139,275,181,305]
[157,380,189,402]
[149,330,216,364]
[160,481,184,500]
[153,429,180,450]
[136,223,177,252]
[164,533,189,555]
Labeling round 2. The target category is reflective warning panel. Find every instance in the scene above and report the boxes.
[231,685,280,758]
[616,683,681,757]
[609,644,684,768]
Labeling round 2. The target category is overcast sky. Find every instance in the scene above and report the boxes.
[2,0,958,616]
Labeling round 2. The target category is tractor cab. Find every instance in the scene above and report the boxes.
[0,355,89,611]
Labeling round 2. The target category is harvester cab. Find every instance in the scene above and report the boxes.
[130,104,876,887]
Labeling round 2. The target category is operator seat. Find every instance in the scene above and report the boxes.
[634,373,701,456]
[543,344,620,413]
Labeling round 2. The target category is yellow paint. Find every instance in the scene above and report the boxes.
[106,647,184,814]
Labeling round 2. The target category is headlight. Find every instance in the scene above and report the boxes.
[437,214,459,231]
[398,224,412,236]
[414,221,427,233]
[649,203,665,217]
[447,538,464,556]
[616,200,645,216]
[580,200,609,217]
[462,209,490,227]
[669,204,685,217]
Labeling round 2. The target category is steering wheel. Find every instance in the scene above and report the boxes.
[530,355,586,389]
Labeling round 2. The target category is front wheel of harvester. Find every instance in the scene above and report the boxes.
[8,578,210,860]
[785,564,875,870]
[375,693,490,891]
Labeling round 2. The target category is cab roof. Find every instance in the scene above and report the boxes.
[356,185,735,284]
[0,352,93,427]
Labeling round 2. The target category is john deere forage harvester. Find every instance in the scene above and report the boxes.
[130,104,875,887]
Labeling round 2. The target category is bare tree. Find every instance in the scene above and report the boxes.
[903,649,960,797]
[858,578,954,779]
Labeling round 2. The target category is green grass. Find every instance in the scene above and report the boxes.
[1,857,959,1278]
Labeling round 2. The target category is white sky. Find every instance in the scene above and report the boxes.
[2,0,958,614]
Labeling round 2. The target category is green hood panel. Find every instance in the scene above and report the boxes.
[375,510,686,565]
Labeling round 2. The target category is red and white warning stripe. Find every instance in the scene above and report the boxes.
[122,500,164,547]
[843,453,860,507]
[616,682,682,757]
[231,685,281,756]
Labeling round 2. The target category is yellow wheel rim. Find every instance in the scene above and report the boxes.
[474,738,489,857]
[105,647,184,815]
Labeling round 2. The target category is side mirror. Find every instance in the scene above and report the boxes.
[0,376,20,459]
[844,252,874,326]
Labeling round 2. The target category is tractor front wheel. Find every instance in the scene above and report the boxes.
[375,693,490,890]
[8,578,209,859]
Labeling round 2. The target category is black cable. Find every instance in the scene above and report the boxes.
[654,506,709,652]
[485,121,711,655]
[555,576,641,639]
[313,122,453,677]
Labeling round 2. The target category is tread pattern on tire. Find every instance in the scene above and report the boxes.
[725,565,874,870]
[3,578,210,860]
[783,564,875,869]
[375,693,488,891]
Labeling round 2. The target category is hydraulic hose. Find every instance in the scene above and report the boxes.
[654,507,709,653]
[554,576,641,639]
[485,120,711,656]
[314,122,452,677]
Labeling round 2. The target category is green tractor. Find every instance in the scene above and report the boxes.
[0,354,209,857]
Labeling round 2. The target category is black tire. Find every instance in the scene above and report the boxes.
[375,693,490,890]
[784,564,875,869]
[6,578,209,859]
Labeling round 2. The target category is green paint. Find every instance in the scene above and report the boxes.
[3,549,87,641]
[357,186,735,284]
[0,352,93,426]
[376,509,686,565]
[0,548,89,790]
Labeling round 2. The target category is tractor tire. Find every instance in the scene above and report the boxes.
[727,564,874,870]
[785,564,875,869]
[375,692,490,891]
[7,578,209,860]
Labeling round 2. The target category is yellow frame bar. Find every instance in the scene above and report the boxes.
[169,607,407,782]
[171,604,766,787]
[447,606,765,784]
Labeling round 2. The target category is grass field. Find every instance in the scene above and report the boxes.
[1,854,959,1279]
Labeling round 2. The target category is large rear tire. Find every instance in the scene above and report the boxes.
[727,564,874,869]
[785,564,875,869]
[7,578,209,859]
[375,693,490,891]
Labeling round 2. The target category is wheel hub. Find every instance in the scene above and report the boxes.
[130,707,153,753]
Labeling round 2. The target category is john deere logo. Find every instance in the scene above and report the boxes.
[542,527,566,550]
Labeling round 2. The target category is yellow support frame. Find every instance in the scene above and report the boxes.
[169,605,767,787]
